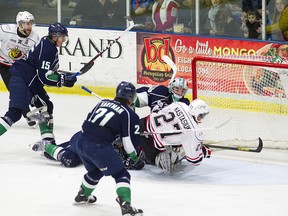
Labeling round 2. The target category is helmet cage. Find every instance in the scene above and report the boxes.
[168,78,188,100]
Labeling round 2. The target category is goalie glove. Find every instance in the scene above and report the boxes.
[57,74,77,87]
[202,145,211,158]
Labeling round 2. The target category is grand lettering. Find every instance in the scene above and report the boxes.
[59,38,122,59]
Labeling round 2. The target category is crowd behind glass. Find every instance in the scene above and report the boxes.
[0,0,286,41]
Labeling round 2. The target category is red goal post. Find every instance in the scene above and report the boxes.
[191,55,288,149]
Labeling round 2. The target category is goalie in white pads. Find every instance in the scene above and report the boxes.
[140,99,211,172]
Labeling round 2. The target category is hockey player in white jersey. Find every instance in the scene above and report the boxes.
[0,11,39,89]
[140,99,211,172]
[0,11,40,126]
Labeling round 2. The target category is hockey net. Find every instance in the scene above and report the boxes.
[191,55,288,149]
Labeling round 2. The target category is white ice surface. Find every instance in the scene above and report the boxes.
[0,92,288,216]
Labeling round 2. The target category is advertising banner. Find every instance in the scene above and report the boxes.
[136,33,288,98]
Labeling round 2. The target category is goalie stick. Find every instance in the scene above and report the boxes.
[59,17,135,77]
[205,137,263,153]
[162,55,177,84]
[140,116,232,136]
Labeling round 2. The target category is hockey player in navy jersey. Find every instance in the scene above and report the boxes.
[63,81,142,215]
[0,22,77,143]
[135,77,190,112]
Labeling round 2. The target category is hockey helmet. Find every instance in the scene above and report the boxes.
[116,81,137,104]
[48,22,68,37]
[189,99,209,123]
[168,77,188,101]
[16,11,35,25]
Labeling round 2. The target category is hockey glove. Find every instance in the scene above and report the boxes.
[124,157,145,170]
[124,149,145,170]
[202,145,211,158]
[57,74,77,87]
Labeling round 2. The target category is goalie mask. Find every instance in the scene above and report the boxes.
[189,99,209,123]
[168,78,188,102]
[116,81,137,106]
[16,11,35,36]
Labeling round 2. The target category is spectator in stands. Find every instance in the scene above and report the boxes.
[177,0,196,33]
[131,0,154,25]
[246,9,261,39]
[69,0,112,28]
[242,0,262,13]
[266,0,288,41]
[240,11,249,37]
[279,4,288,41]
[148,0,180,32]
[106,0,127,29]
[205,0,237,36]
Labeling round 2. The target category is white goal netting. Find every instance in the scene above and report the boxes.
[192,55,288,149]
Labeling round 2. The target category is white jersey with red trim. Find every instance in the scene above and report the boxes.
[146,102,205,166]
[0,24,39,66]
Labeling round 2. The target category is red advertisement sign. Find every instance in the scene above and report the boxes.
[136,33,288,97]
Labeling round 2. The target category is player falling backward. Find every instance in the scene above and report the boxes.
[0,11,42,127]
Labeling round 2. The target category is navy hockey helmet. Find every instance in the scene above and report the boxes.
[48,22,68,37]
[116,81,137,104]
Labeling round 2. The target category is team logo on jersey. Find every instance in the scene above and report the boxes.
[140,37,175,83]
[8,48,23,60]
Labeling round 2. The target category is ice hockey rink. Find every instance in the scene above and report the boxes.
[0,91,288,216]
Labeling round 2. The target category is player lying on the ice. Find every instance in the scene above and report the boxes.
[31,131,145,170]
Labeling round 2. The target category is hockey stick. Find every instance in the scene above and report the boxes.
[140,116,232,136]
[162,55,177,84]
[81,86,103,100]
[59,17,135,77]
[205,137,263,153]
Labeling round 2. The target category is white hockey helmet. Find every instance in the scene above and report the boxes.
[16,11,35,26]
[168,77,188,101]
[189,99,209,123]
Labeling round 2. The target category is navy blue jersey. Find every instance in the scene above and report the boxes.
[10,36,59,92]
[137,85,190,112]
[82,99,140,154]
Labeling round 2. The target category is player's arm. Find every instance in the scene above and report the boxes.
[135,86,149,108]
[35,41,76,87]
[121,112,145,169]
[182,134,211,166]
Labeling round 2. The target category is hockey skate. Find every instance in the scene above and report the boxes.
[74,187,97,204]
[116,197,143,216]
[30,139,51,152]
[25,117,37,128]
[26,106,50,125]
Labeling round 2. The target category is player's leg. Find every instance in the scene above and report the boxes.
[139,117,159,165]
[0,64,11,91]
[0,76,31,135]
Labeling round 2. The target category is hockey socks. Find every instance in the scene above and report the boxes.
[116,185,131,203]
[39,122,54,140]
[0,117,12,136]
[44,143,63,161]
